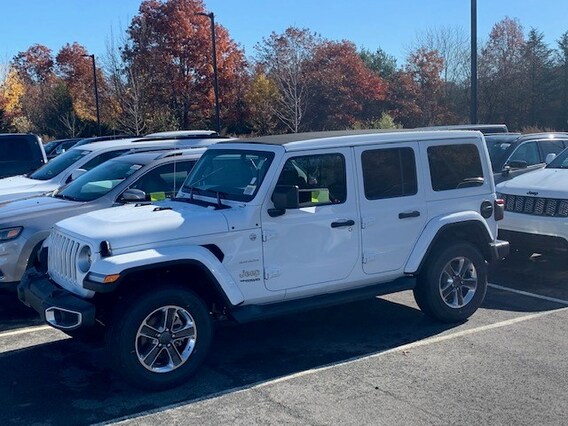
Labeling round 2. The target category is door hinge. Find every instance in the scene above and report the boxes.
[264,267,281,280]
[262,230,277,243]
[363,250,380,264]
[361,217,375,229]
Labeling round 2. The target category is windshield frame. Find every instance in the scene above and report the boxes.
[546,147,568,169]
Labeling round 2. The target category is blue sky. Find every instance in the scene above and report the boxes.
[1,0,567,68]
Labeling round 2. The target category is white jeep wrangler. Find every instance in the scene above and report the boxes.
[19,130,508,390]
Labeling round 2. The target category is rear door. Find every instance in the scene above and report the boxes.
[355,142,426,275]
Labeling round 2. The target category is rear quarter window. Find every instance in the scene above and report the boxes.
[427,144,484,191]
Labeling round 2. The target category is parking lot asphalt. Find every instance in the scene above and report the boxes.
[0,254,567,425]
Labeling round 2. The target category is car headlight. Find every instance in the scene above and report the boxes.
[77,245,93,273]
[0,227,23,242]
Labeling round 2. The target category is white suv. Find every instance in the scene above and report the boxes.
[496,147,568,256]
[19,130,508,390]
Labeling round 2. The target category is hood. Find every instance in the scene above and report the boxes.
[496,168,568,199]
[0,176,56,203]
[55,200,229,251]
[0,196,78,225]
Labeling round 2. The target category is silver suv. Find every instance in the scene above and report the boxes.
[0,148,204,290]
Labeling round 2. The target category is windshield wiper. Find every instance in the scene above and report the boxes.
[54,193,80,201]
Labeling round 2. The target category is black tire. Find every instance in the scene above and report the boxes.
[414,242,487,323]
[106,286,212,391]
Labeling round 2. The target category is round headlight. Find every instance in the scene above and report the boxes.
[77,245,92,273]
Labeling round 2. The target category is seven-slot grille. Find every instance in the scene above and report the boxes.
[501,194,568,217]
[48,230,82,285]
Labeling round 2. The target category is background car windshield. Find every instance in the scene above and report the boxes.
[58,158,143,202]
[182,149,274,202]
[485,139,513,171]
[546,148,568,169]
[30,149,89,181]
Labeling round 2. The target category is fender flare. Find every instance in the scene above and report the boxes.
[84,245,245,306]
[404,211,493,274]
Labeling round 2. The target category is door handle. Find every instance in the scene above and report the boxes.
[398,211,420,219]
[331,219,355,228]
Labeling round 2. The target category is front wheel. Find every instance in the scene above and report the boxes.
[414,242,487,323]
[106,287,212,390]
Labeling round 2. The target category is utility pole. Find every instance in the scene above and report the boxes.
[471,0,478,124]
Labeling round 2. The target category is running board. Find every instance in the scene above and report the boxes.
[230,276,416,323]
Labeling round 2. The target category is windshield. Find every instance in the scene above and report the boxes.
[56,158,143,202]
[546,147,568,169]
[182,149,274,202]
[30,149,89,181]
[484,136,517,171]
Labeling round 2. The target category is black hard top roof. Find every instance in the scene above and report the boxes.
[224,129,412,146]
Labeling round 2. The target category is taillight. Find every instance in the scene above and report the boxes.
[494,198,505,221]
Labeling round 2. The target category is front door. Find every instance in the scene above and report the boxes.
[261,149,360,292]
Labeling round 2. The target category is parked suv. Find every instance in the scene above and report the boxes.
[0,134,231,203]
[496,146,568,257]
[485,132,568,183]
[0,148,203,290]
[0,133,47,178]
[20,130,508,390]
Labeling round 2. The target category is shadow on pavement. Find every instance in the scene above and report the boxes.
[0,298,459,425]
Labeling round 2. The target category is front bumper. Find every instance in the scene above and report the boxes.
[17,268,96,330]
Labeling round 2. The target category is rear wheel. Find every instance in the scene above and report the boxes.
[414,242,487,323]
[106,286,212,390]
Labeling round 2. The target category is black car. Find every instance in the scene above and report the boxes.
[0,133,47,178]
[43,138,81,160]
[485,132,568,183]
[418,123,509,135]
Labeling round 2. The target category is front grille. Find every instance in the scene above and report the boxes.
[502,194,568,217]
[48,230,81,286]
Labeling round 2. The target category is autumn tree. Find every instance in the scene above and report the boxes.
[12,44,54,85]
[304,40,387,130]
[255,27,321,133]
[55,42,106,126]
[556,31,568,129]
[405,48,446,126]
[245,68,280,135]
[121,0,247,132]
[479,17,526,128]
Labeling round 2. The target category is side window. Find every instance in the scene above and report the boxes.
[539,140,566,157]
[276,153,346,206]
[361,147,417,200]
[132,160,196,201]
[508,142,540,166]
[428,144,484,191]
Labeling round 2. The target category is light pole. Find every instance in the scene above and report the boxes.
[470,0,478,124]
[82,53,101,135]
[196,12,221,134]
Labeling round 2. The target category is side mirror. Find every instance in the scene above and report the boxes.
[70,168,87,181]
[505,160,528,170]
[545,153,557,164]
[268,185,299,217]
[120,188,147,202]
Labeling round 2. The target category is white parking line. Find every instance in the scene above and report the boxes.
[102,305,568,426]
[488,283,568,306]
[0,325,51,339]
